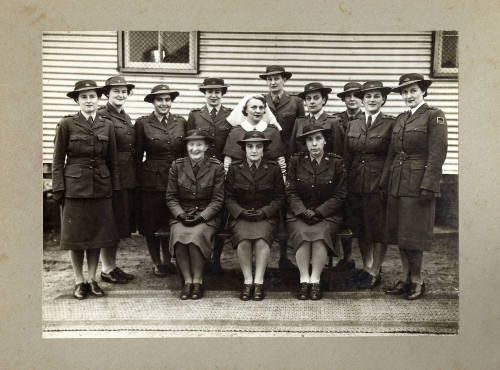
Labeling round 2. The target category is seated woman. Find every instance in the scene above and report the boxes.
[166,130,225,300]
[286,125,347,300]
[225,131,285,301]
[223,94,286,177]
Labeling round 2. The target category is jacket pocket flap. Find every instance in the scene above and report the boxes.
[97,135,109,141]
[408,127,427,134]
[347,132,361,138]
[98,165,111,178]
[69,134,87,141]
[64,165,83,178]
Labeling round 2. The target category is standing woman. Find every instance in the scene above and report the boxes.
[135,84,187,277]
[225,131,285,301]
[52,80,120,299]
[98,75,136,284]
[381,73,448,300]
[166,130,225,300]
[287,125,347,300]
[344,81,395,289]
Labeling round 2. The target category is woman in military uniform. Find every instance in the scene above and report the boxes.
[52,80,120,300]
[289,82,344,156]
[225,131,285,301]
[166,130,225,300]
[135,84,187,277]
[98,75,136,284]
[382,73,448,300]
[287,125,347,300]
[344,81,395,289]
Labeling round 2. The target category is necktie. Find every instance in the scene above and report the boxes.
[408,110,412,117]
[274,95,280,106]
[88,116,94,126]
[161,116,167,126]
[366,115,372,129]
[250,163,257,174]
[310,115,316,125]
[193,164,199,176]
[312,159,319,170]
[210,107,217,122]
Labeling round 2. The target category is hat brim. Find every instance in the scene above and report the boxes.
[102,83,135,93]
[259,71,292,80]
[67,87,104,100]
[337,88,362,99]
[391,79,432,93]
[298,87,332,100]
[183,135,215,142]
[144,90,180,103]
[199,85,229,93]
[237,138,272,149]
[354,86,392,99]
[297,128,332,142]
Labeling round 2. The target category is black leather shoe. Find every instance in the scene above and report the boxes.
[384,280,411,295]
[73,283,88,300]
[191,283,203,300]
[357,272,381,289]
[279,258,296,271]
[334,259,356,271]
[88,281,105,297]
[406,282,425,300]
[253,284,264,301]
[240,284,253,301]
[162,262,177,274]
[180,283,192,300]
[310,283,322,300]
[152,265,167,277]
[115,267,134,281]
[101,269,128,284]
[297,283,309,300]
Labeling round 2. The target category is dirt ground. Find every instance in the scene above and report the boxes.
[43,229,458,304]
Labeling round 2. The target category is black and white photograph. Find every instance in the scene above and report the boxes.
[41,30,459,337]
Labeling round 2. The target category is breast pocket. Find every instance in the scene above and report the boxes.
[96,135,109,154]
[347,132,361,151]
[68,134,88,155]
[404,127,427,151]
[63,165,87,196]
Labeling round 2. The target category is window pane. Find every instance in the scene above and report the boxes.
[441,31,458,68]
[129,31,159,62]
[160,32,190,63]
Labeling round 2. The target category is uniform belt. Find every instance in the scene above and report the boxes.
[66,157,106,166]
[395,152,426,161]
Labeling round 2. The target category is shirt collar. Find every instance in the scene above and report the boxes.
[206,104,221,113]
[190,156,204,168]
[154,111,169,123]
[410,100,425,115]
[247,158,262,168]
[310,153,324,164]
[80,111,96,121]
[309,108,325,120]
[346,109,362,119]
[365,110,381,122]
[241,119,268,132]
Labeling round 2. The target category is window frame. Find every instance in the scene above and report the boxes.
[117,31,199,74]
[431,31,458,79]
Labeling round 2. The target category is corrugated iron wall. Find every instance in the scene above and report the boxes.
[42,31,458,174]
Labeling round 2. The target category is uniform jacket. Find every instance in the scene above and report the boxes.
[223,124,285,160]
[52,111,120,198]
[166,156,225,228]
[265,91,305,157]
[344,113,395,194]
[135,112,187,192]
[286,152,347,224]
[335,110,364,133]
[289,112,344,156]
[99,103,136,189]
[380,103,448,197]
[186,105,232,161]
[225,159,285,225]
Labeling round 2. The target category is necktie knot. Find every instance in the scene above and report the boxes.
[210,107,217,121]
[273,95,280,106]
[312,159,319,169]
[366,115,372,129]
[192,163,199,176]
[161,116,167,126]
[88,116,94,125]
[250,163,257,173]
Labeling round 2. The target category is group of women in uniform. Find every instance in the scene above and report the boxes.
[52,67,448,302]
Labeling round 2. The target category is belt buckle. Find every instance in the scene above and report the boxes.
[89,159,96,168]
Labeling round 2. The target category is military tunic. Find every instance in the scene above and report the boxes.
[286,152,347,256]
[186,105,232,161]
[380,103,448,250]
[166,156,225,259]
[135,112,186,236]
[99,103,137,237]
[343,113,395,242]
[264,91,305,158]
[225,159,285,246]
[289,112,345,156]
[52,111,120,250]
[334,109,364,133]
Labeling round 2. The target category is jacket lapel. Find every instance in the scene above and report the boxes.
[315,156,330,176]
[106,103,127,123]
[183,160,196,183]
[276,91,290,110]
[265,94,276,111]
[149,113,168,132]
[317,112,330,128]
[370,113,384,130]
[301,155,315,176]
[215,105,230,122]
[238,161,255,184]
[406,103,427,125]
[74,112,93,133]
[253,160,270,182]
[195,157,210,180]
[359,114,367,134]
[92,112,105,130]
[199,105,213,124]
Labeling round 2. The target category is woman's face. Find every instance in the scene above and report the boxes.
[153,94,173,116]
[401,83,425,108]
[187,139,209,161]
[305,132,326,158]
[305,91,326,115]
[108,85,129,109]
[77,90,99,114]
[245,142,264,163]
[363,89,385,114]
[204,88,223,108]
[266,74,285,95]
[344,92,362,111]
[245,98,266,124]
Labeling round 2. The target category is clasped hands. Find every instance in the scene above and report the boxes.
[177,213,205,226]
[298,209,323,225]
[239,209,267,222]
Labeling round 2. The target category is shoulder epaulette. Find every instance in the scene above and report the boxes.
[327,113,341,120]
[427,105,439,110]
[326,152,343,160]
[137,115,149,121]
[97,105,106,111]
[230,159,243,166]
[207,157,222,165]
[382,114,395,119]
[191,108,202,112]
[266,159,278,165]
[268,123,279,130]
[296,115,307,119]
[396,112,407,118]
[63,114,74,118]
[175,157,186,164]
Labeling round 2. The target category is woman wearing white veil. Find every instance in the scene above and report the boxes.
[223,94,286,175]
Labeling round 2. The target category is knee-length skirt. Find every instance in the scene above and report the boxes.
[112,188,136,238]
[137,191,170,237]
[169,222,216,259]
[345,192,386,243]
[385,195,436,251]
[60,198,118,250]
[230,219,276,248]
[288,218,340,256]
